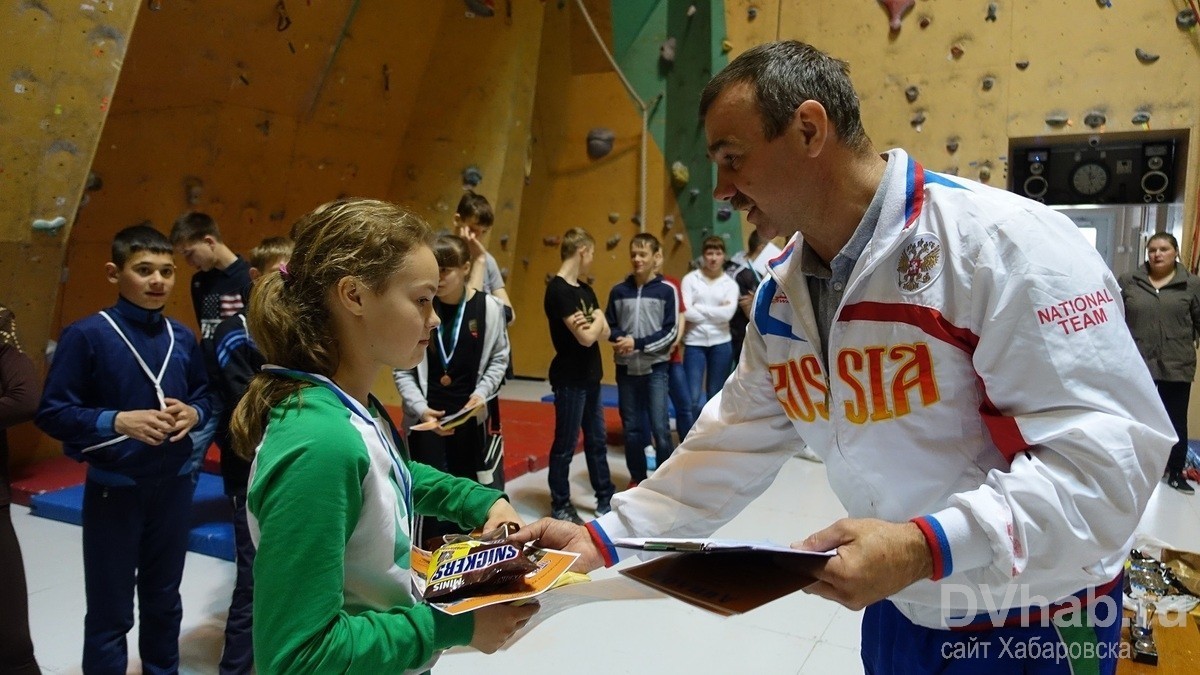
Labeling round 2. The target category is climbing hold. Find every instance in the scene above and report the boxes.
[586,128,615,159]
[606,234,622,250]
[721,39,733,54]
[499,234,509,249]
[716,207,732,221]
[608,212,620,224]
[688,188,701,198]
[1134,48,1159,64]
[671,161,690,188]
[660,37,677,64]
[674,233,686,244]
[1131,110,1151,125]
[747,6,758,21]
[521,256,530,268]
[1177,9,1197,29]
[878,0,915,31]
[950,43,965,59]
[1044,113,1070,126]
[32,216,67,233]
[944,166,960,176]
[255,119,271,136]
[918,15,931,29]
[499,268,509,280]
[946,138,959,154]
[687,5,697,17]
[904,85,919,103]
[1083,112,1106,129]
[544,273,554,284]
[1015,60,1029,70]
[462,165,483,187]
[1095,0,1111,8]
[463,0,495,18]
[663,215,675,230]
[981,76,995,91]
[542,236,561,247]
[85,172,102,191]
[631,213,642,226]
[910,111,926,128]
[986,2,998,22]
[978,164,992,182]
[183,176,204,205]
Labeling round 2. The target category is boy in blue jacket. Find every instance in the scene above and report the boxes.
[606,233,679,485]
[36,224,210,674]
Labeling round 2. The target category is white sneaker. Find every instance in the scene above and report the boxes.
[645,444,657,472]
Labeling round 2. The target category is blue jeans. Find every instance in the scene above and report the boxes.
[668,360,694,440]
[548,384,615,510]
[684,342,733,415]
[616,363,674,482]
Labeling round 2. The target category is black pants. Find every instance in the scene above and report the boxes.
[218,494,255,674]
[82,473,196,675]
[0,504,39,675]
[1156,380,1191,474]
[409,420,487,548]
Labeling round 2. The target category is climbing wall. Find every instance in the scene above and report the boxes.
[0,0,143,466]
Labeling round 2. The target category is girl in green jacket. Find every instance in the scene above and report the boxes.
[230,198,536,673]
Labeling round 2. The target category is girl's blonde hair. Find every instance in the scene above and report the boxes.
[231,198,433,459]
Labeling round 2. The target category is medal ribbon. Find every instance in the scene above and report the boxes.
[436,297,467,374]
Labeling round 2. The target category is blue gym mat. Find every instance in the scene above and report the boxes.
[28,472,235,562]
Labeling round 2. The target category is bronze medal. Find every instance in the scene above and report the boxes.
[440,374,452,387]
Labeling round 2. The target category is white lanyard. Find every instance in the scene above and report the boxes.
[80,311,176,453]
[259,366,414,521]
[435,297,467,371]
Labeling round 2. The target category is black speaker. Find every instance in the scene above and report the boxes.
[1139,141,1175,203]
[1009,147,1051,202]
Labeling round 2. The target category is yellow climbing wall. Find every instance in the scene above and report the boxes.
[506,1,688,380]
[0,0,143,466]
[720,0,1199,257]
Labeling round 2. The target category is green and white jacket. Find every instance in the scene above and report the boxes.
[247,368,505,674]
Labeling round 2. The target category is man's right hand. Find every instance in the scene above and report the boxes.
[114,409,177,446]
[507,517,605,573]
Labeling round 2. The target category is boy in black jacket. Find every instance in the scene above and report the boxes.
[208,236,292,674]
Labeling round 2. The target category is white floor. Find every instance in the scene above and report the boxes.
[12,378,1200,674]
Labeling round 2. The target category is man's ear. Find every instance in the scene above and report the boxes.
[335,276,366,316]
[105,262,120,285]
[793,100,829,157]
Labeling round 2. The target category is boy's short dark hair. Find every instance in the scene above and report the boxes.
[630,232,661,254]
[248,236,294,272]
[455,190,494,227]
[170,212,222,245]
[702,235,726,253]
[112,224,173,268]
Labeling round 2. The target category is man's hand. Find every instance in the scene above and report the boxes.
[114,409,176,446]
[162,398,200,442]
[795,518,933,610]
[613,335,635,356]
[506,517,605,573]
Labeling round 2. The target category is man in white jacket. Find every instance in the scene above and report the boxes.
[514,40,1173,674]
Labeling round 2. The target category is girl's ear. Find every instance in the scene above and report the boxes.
[334,276,366,316]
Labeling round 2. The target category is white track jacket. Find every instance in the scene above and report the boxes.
[593,149,1174,629]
